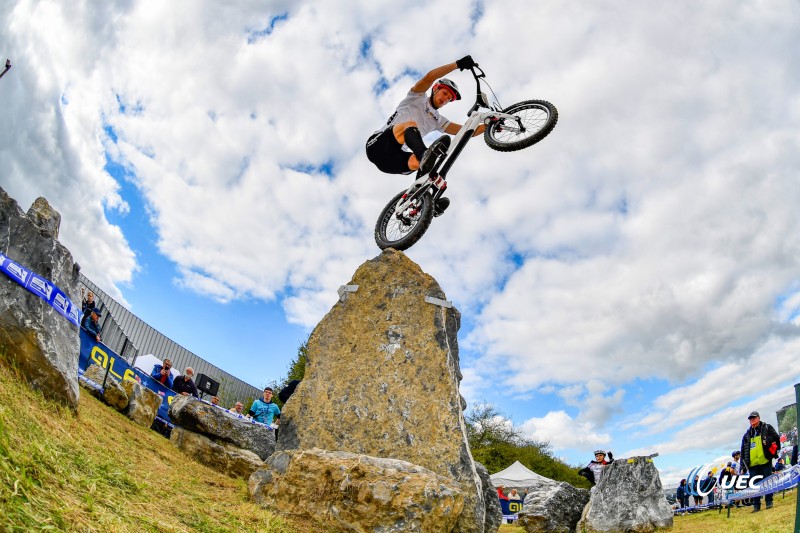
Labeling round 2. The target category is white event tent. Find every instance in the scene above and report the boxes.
[489,460,547,489]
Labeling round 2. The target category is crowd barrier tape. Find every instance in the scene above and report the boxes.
[722,465,800,502]
[0,251,80,326]
[675,465,800,513]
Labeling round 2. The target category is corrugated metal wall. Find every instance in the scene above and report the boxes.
[80,274,262,408]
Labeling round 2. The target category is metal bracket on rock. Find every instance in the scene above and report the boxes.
[425,296,452,309]
[337,284,359,301]
[626,452,659,464]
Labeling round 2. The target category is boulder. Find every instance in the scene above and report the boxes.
[249,448,464,533]
[83,363,128,411]
[169,394,275,460]
[577,456,673,532]
[476,462,503,533]
[26,197,61,238]
[171,427,264,479]
[273,249,496,532]
[516,470,590,533]
[121,379,162,427]
[0,187,80,409]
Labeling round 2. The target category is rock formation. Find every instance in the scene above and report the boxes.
[516,470,590,533]
[577,456,673,532]
[82,363,129,409]
[171,427,264,478]
[250,448,464,533]
[0,186,80,408]
[254,249,499,532]
[168,395,274,476]
[121,379,162,428]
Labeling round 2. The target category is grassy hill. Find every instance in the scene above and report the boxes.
[0,354,315,532]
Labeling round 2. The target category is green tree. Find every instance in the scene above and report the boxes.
[777,404,797,434]
[465,402,590,489]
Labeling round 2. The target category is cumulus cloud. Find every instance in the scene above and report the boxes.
[518,410,611,451]
[2,0,800,468]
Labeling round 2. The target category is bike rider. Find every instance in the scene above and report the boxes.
[366,55,486,217]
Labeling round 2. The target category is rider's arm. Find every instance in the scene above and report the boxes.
[444,122,486,136]
[411,62,458,93]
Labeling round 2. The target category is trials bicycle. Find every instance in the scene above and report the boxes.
[374,64,558,251]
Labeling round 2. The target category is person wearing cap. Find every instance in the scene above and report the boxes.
[173,367,199,398]
[365,55,486,217]
[740,410,780,512]
[248,387,281,427]
[578,449,614,486]
[83,307,103,343]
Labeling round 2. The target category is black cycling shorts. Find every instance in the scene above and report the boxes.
[366,128,414,175]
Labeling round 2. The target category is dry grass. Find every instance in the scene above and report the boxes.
[0,356,316,533]
[497,490,797,533]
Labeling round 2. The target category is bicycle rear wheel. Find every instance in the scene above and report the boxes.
[484,100,558,152]
[374,189,434,251]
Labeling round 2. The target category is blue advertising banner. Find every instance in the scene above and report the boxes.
[499,498,522,519]
[78,328,176,420]
[0,251,80,326]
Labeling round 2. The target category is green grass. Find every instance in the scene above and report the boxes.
[497,490,797,532]
[0,356,315,533]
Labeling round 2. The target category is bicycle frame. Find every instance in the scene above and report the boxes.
[392,66,524,214]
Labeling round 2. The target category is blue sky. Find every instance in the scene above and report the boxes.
[2,0,799,487]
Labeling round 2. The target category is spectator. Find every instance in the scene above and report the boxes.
[791,444,798,467]
[731,450,744,475]
[150,359,174,389]
[81,289,96,321]
[496,485,508,501]
[84,307,102,342]
[248,387,281,427]
[740,411,780,512]
[229,401,244,415]
[774,457,786,472]
[691,476,703,507]
[173,367,199,398]
[700,471,716,505]
[508,489,521,501]
[210,395,220,406]
[676,479,690,509]
[578,450,613,486]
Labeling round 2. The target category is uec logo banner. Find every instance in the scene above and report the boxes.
[0,251,80,326]
[78,328,176,421]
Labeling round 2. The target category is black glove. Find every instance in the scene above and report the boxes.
[607,451,614,462]
[456,55,475,71]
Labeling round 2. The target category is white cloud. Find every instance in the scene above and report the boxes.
[625,385,796,458]
[518,410,610,451]
[3,0,800,469]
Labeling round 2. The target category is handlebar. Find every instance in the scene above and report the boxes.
[470,64,486,79]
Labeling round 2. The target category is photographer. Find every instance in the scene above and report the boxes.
[150,358,174,388]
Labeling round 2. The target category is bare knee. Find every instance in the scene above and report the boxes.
[392,121,418,144]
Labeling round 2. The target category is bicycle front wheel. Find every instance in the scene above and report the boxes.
[374,189,434,251]
[484,100,558,152]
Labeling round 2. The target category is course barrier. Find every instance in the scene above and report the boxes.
[0,251,80,326]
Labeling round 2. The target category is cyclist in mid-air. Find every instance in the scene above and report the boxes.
[366,55,485,217]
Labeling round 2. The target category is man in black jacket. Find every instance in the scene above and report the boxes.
[740,411,780,512]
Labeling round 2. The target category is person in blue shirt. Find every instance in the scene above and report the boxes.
[248,387,281,426]
[150,358,174,389]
